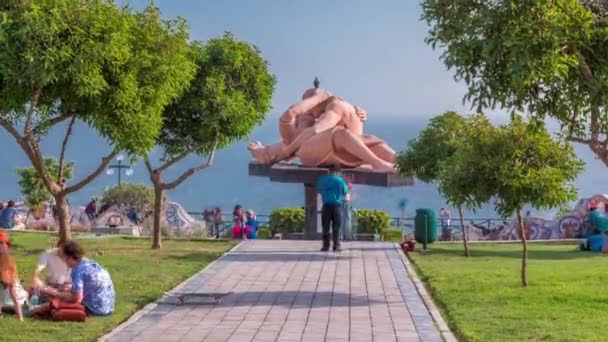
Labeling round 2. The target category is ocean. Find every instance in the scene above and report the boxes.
[0,115,605,218]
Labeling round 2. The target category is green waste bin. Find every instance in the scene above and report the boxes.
[414,209,437,245]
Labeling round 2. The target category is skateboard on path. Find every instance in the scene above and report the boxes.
[170,292,233,305]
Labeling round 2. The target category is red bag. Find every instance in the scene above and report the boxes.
[49,298,87,322]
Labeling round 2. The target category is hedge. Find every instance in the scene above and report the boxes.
[355,209,391,234]
[269,207,304,234]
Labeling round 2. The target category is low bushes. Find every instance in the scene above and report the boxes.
[257,227,272,239]
[269,208,304,234]
[355,209,391,234]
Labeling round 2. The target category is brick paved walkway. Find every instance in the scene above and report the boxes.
[103,241,448,342]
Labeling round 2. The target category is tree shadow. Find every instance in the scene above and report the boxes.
[159,290,384,308]
[426,245,597,261]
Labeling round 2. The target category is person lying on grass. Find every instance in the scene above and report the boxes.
[35,241,115,317]
[0,231,24,321]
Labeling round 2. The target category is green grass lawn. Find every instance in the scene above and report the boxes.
[409,243,608,342]
[0,232,235,342]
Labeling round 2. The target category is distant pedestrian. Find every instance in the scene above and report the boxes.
[439,208,451,241]
[213,208,222,238]
[203,209,214,236]
[0,201,17,229]
[84,198,97,220]
[232,205,246,239]
[317,165,349,252]
[245,210,259,239]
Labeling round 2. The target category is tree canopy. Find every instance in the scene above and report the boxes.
[421,0,608,166]
[145,33,276,248]
[17,157,73,210]
[398,111,494,255]
[158,33,276,161]
[397,111,468,183]
[466,115,584,286]
[482,116,584,219]
[0,0,196,240]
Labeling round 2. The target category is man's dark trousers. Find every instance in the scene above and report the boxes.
[322,203,342,249]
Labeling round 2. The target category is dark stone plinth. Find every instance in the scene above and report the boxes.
[249,162,413,187]
[249,161,414,239]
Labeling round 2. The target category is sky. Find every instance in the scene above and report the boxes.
[122,0,470,118]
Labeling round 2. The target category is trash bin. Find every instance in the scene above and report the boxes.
[414,209,437,245]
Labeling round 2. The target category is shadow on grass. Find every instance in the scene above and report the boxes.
[422,246,596,261]
[167,252,224,263]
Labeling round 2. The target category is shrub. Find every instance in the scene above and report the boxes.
[257,227,272,239]
[101,183,157,220]
[355,209,391,234]
[269,208,304,234]
[381,228,403,242]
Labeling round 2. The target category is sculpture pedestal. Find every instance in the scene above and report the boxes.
[304,183,319,239]
[249,162,413,240]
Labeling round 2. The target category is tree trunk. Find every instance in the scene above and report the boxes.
[459,206,470,257]
[152,183,163,249]
[517,209,528,287]
[55,194,71,242]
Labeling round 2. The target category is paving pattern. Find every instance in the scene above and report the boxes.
[104,241,445,342]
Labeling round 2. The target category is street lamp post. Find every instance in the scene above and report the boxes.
[106,154,133,186]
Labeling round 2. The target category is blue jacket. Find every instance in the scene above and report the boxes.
[0,207,16,228]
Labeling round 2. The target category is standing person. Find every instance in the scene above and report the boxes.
[0,201,17,229]
[38,240,115,316]
[213,208,223,239]
[232,205,246,239]
[439,207,452,241]
[341,177,353,241]
[84,198,97,220]
[316,165,349,252]
[203,209,214,237]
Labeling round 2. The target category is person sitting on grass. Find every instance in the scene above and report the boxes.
[245,210,259,239]
[585,229,605,253]
[32,240,71,297]
[37,240,115,317]
[0,231,25,321]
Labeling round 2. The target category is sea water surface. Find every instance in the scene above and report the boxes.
[0,114,605,218]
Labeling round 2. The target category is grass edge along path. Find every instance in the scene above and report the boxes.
[0,231,236,342]
[407,242,608,342]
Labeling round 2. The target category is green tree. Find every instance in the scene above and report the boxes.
[144,33,275,249]
[397,111,467,183]
[17,157,74,210]
[477,116,584,286]
[421,0,608,167]
[0,1,195,241]
[397,112,493,256]
[101,183,156,223]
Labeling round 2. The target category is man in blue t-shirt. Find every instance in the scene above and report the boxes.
[316,165,350,252]
[41,240,115,316]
